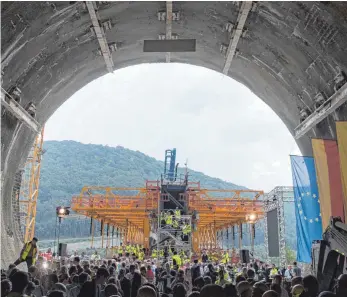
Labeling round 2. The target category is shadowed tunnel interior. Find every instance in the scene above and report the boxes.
[1,1,347,267]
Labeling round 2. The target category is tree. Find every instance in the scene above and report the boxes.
[285,247,296,264]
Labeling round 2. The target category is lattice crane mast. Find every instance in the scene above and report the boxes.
[18,128,45,242]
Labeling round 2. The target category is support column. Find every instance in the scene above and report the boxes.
[143,217,150,249]
[251,224,255,255]
[101,222,104,249]
[192,226,199,253]
[238,224,242,251]
[90,218,94,248]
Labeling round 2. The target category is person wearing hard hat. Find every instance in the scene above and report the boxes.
[14,237,39,269]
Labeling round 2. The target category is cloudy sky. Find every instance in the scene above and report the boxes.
[45,63,301,192]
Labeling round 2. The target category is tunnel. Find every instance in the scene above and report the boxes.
[1,1,347,267]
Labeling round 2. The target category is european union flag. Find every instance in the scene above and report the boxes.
[290,155,323,263]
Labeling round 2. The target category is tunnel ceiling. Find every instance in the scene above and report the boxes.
[1,1,347,266]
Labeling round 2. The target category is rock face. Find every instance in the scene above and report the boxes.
[1,1,347,267]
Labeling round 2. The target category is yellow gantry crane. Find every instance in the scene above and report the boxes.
[18,128,44,242]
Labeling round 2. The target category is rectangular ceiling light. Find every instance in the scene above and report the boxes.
[143,39,196,52]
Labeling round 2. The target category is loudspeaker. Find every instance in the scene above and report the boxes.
[58,243,67,257]
[240,249,250,263]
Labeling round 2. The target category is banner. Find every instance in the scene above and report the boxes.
[290,155,322,263]
[337,121,347,221]
[312,139,345,229]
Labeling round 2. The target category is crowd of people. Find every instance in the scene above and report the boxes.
[1,237,347,297]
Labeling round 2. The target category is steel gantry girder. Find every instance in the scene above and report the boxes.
[71,184,264,249]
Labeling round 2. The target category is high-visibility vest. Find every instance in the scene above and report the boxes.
[166,215,173,225]
[21,242,37,263]
[173,220,179,228]
[183,225,191,235]
[175,210,181,220]
[172,255,182,267]
[222,253,229,264]
[270,268,278,276]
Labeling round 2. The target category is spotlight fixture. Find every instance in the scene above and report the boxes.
[246,213,257,223]
[56,206,70,218]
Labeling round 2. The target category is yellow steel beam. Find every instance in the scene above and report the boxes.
[19,128,44,242]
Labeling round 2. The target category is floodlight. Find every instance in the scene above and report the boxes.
[56,206,70,218]
[246,213,257,222]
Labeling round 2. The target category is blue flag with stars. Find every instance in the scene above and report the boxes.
[290,155,323,263]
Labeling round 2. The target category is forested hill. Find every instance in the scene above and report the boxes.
[36,141,246,239]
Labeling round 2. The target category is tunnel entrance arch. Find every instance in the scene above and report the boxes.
[1,1,347,267]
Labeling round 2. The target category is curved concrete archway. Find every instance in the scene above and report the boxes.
[1,1,347,266]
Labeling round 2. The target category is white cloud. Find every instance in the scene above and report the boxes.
[45,63,300,192]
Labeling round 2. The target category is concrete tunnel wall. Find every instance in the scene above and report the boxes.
[1,1,347,267]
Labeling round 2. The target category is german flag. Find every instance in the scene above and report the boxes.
[312,138,345,229]
[337,121,347,222]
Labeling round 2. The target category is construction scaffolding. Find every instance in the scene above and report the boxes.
[16,128,45,242]
[263,186,294,267]
[71,180,264,254]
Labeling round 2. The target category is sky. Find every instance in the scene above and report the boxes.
[45,63,301,192]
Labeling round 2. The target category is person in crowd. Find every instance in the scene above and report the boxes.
[334,273,347,297]
[291,284,304,297]
[292,263,301,278]
[252,282,268,297]
[173,283,186,297]
[237,281,252,297]
[301,275,319,297]
[104,283,119,297]
[126,264,136,282]
[77,280,94,297]
[1,279,12,297]
[94,267,110,297]
[223,283,237,297]
[191,260,201,284]
[246,269,256,286]
[8,271,30,297]
[117,268,130,297]
[203,276,212,285]
[13,237,39,269]
[171,269,189,292]
[270,265,278,279]
[2,247,346,297]
[69,272,89,297]
[146,265,155,284]
[204,264,217,284]
[25,281,37,297]
[131,272,142,297]
[201,251,208,263]
[200,284,225,297]
[263,290,279,297]
[138,285,157,297]
[140,266,148,285]
[48,290,65,297]
[272,274,289,297]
